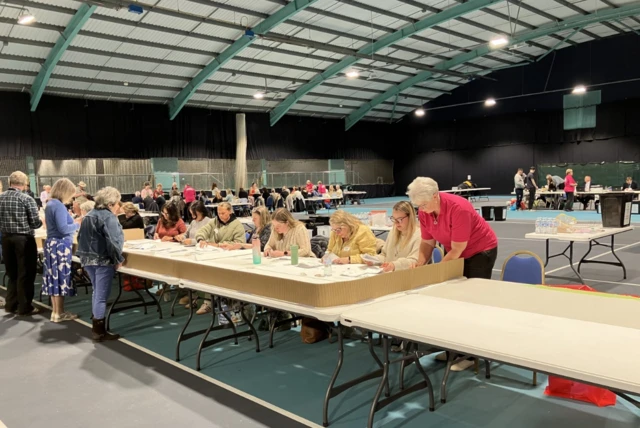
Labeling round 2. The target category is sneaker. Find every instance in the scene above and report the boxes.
[179,295,190,305]
[196,302,212,315]
[451,359,475,372]
[435,352,448,362]
[163,291,172,302]
[52,312,78,323]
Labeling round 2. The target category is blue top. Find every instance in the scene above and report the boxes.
[45,199,79,240]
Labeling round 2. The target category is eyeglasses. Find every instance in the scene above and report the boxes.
[389,215,408,224]
[331,227,343,233]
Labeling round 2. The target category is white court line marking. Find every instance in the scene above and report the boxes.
[546,241,640,275]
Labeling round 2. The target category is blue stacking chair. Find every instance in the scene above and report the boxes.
[501,250,545,285]
[431,246,444,264]
[500,250,545,385]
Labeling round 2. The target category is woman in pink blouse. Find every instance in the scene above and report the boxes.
[564,168,577,212]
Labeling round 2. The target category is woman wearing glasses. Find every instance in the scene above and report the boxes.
[326,210,376,264]
[407,177,498,371]
[366,201,420,272]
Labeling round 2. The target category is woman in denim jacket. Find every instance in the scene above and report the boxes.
[77,186,124,342]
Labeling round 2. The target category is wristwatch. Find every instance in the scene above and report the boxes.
[284,250,290,256]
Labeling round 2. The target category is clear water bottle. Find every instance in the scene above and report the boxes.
[544,218,551,234]
[252,234,261,265]
[323,252,333,277]
[535,218,541,234]
[552,219,558,235]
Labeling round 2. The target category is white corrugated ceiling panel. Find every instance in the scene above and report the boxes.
[157,50,213,66]
[71,34,126,54]
[153,63,200,77]
[83,18,136,37]
[0,59,40,73]
[20,7,74,28]
[157,0,216,17]
[132,87,179,98]
[93,7,143,23]
[143,75,189,87]
[1,42,51,59]
[61,50,109,67]
[48,78,91,90]
[141,10,202,33]
[586,23,622,38]
[54,65,100,79]
[7,25,59,44]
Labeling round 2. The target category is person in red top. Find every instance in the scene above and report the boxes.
[183,183,196,221]
[408,177,498,372]
[408,177,498,277]
[305,180,314,194]
[153,183,164,200]
[563,168,577,212]
[154,203,186,242]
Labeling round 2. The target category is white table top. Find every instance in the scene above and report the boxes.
[180,279,405,322]
[343,191,366,195]
[525,226,634,242]
[340,278,640,395]
[206,202,252,208]
[441,187,491,193]
[139,211,159,217]
[117,266,180,285]
[306,196,343,201]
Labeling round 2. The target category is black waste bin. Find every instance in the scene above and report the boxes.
[481,206,494,221]
[493,206,506,221]
[600,192,634,228]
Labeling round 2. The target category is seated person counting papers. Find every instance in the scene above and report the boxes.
[118,202,144,229]
[176,201,211,246]
[326,210,377,264]
[221,206,272,251]
[193,202,246,315]
[364,201,420,272]
[264,208,314,258]
[154,203,186,242]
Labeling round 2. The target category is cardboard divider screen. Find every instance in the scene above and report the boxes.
[123,252,464,307]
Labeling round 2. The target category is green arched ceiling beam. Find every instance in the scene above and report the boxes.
[269,0,503,127]
[168,0,319,120]
[30,3,96,111]
[345,2,640,130]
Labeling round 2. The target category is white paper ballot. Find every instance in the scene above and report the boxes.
[340,267,382,278]
[196,245,225,253]
[361,254,382,265]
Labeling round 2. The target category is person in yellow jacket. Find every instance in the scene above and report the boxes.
[326,210,377,264]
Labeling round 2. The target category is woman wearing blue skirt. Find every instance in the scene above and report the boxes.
[43,178,80,322]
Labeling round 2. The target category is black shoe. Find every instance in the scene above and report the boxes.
[16,307,40,316]
[92,318,120,342]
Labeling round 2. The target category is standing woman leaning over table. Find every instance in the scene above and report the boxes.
[264,208,313,258]
[326,210,376,264]
[408,177,498,371]
[77,186,124,342]
[43,178,81,323]
[366,201,420,272]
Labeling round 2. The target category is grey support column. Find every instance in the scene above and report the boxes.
[235,114,248,192]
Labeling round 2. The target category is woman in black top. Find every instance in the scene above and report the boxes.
[238,187,248,199]
[119,202,145,229]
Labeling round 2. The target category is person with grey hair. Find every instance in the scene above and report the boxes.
[0,170,43,316]
[43,178,80,322]
[80,200,95,216]
[77,186,124,342]
[407,177,498,371]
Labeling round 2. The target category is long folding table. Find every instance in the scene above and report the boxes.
[525,226,634,283]
[341,278,640,428]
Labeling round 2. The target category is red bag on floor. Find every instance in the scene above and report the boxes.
[544,377,617,407]
[543,284,633,407]
[123,275,147,292]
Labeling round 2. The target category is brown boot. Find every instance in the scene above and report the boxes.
[92,318,120,342]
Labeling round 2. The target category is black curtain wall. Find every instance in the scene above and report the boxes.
[0,91,393,160]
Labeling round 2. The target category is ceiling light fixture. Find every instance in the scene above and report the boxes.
[253,91,265,99]
[484,98,496,107]
[415,108,425,117]
[572,85,587,94]
[17,11,36,25]
[345,70,360,79]
[489,36,508,48]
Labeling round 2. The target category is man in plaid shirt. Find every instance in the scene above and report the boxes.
[0,171,43,316]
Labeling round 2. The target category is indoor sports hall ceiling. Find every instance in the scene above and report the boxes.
[0,0,639,128]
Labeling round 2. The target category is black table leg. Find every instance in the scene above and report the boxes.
[176,289,194,361]
[577,234,627,279]
[106,273,124,330]
[367,335,391,428]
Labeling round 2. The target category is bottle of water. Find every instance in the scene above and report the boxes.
[552,219,558,235]
[323,252,333,277]
[535,218,541,234]
[252,234,261,265]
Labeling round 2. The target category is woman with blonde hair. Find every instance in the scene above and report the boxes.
[43,178,80,322]
[221,206,272,252]
[264,208,313,258]
[366,201,420,272]
[326,210,376,264]
[118,202,144,229]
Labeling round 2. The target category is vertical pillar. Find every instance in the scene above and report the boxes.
[328,159,346,185]
[261,159,267,187]
[26,156,37,192]
[235,114,248,191]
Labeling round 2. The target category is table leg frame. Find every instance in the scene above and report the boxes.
[106,273,163,330]
[577,235,627,279]
[543,239,585,283]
